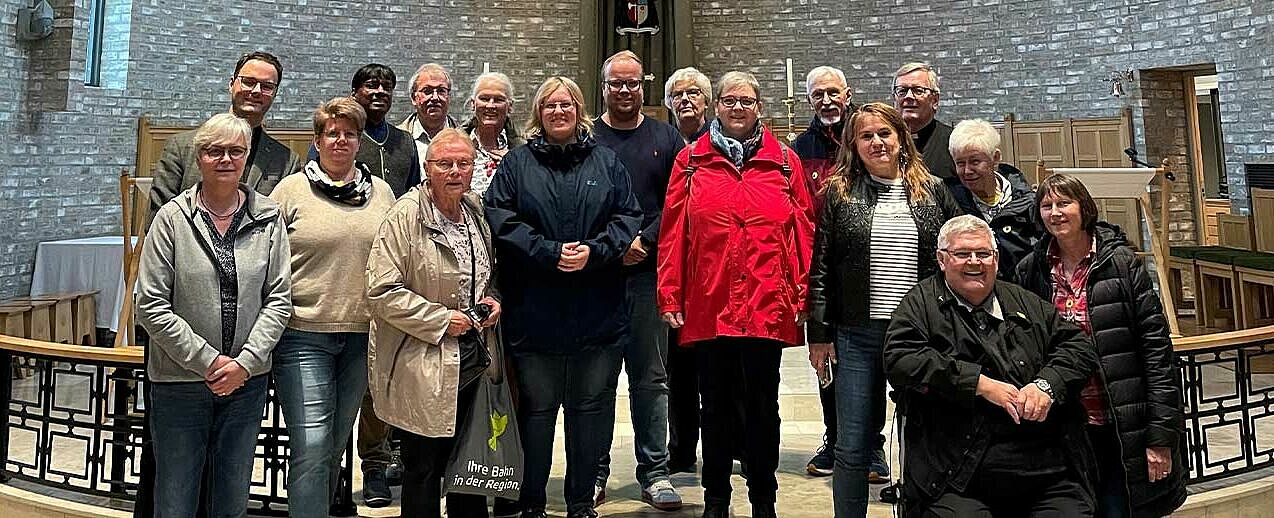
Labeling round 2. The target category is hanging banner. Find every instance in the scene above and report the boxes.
[615,0,660,35]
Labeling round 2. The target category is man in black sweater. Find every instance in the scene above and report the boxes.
[892,62,955,181]
[591,50,686,512]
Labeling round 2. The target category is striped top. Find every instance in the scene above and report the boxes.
[868,175,920,320]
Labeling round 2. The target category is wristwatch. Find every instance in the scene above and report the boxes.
[1032,378,1055,401]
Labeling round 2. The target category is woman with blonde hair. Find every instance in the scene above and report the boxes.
[807,102,961,517]
[483,76,642,518]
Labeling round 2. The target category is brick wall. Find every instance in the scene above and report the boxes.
[689,0,1273,223]
[0,0,583,299]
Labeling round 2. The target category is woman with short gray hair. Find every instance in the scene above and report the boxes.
[462,72,525,196]
[946,118,1040,276]
[137,112,292,518]
[664,67,712,142]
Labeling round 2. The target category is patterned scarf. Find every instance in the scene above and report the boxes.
[302,160,374,206]
[709,118,764,168]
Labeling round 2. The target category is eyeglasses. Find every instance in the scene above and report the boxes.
[201,146,248,161]
[415,86,450,97]
[718,97,758,109]
[426,159,475,172]
[810,90,844,102]
[360,80,395,92]
[941,249,997,261]
[605,79,643,92]
[322,130,360,142]
[541,101,576,113]
[235,76,278,95]
[671,88,704,101]
[892,85,937,98]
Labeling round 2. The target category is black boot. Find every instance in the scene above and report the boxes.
[701,499,730,518]
[752,502,777,518]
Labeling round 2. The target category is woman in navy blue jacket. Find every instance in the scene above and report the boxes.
[483,76,642,518]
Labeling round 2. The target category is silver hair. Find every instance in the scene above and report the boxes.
[893,62,941,93]
[469,72,514,103]
[805,66,847,97]
[408,63,451,93]
[938,215,997,251]
[948,119,1001,158]
[715,71,761,103]
[193,113,252,153]
[664,66,712,110]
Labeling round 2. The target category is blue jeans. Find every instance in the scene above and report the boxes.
[151,374,269,518]
[598,271,671,488]
[513,346,623,514]
[832,320,889,518]
[273,329,368,518]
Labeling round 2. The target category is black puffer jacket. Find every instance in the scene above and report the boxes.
[1016,222,1187,518]
[947,163,1042,279]
[807,174,962,342]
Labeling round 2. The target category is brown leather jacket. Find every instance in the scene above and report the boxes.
[366,188,500,438]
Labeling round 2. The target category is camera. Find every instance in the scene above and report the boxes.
[464,302,493,325]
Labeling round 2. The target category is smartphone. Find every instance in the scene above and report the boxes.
[819,357,834,388]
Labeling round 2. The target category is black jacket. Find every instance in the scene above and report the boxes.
[883,275,1099,517]
[1016,223,1188,518]
[807,175,962,342]
[483,134,643,353]
[948,163,1042,279]
[915,118,955,181]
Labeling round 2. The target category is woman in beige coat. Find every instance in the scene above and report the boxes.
[366,128,502,518]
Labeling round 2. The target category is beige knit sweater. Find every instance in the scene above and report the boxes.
[269,173,397,333]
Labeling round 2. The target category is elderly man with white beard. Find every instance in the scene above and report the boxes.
[882,215,1099,517]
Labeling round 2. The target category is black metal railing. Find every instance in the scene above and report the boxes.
[0,341,355,516]
[1178,336,1274,484]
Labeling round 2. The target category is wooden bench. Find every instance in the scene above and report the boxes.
[0,303,47,379]
[1233,253,1274,329]
[1192,248,1253,331]
[1168,246,1232,316]
[7,296,73,344]
[27,291,98,345]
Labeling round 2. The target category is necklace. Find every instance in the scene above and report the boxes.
[199,190,242,219]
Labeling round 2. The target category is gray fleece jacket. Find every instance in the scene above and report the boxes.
[137,184,292,383]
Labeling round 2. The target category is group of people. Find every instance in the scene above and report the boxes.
[131,49,1189,518]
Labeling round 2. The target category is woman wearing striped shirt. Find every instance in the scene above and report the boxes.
[807,102,961,518]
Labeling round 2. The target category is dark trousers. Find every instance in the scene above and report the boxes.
[697,337,782,504]
[666,330,699,468]
[398,382,488,518]
[1088,424,1132,518]
[923,468,1093,517]
[819,380,837,446]
[513,346,623,514]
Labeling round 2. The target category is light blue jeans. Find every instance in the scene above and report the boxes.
[151,374,268,518]
[273,329,368,518]
[833,320,889,518]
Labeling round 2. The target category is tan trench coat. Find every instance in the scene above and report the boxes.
[366,188,500,438]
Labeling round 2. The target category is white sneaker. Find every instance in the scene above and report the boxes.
[642,479,683,511]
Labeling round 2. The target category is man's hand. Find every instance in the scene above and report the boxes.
[558,242,591,272]
[1147,447,1173,483]
[661,312,684,329]
[976,375,1022,424]
[1016,383,1053,422]
[446,310,474,336]
[809,343,835,384]
[622,236,648,266]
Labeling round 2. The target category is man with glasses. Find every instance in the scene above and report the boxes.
[883,215,1098,517]
[591,50,685,512]
[891,62,955,180]
[149,51,302,222]
[399,63,459,172]
[791,65,859,480]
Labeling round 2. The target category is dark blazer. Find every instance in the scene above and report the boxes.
[883,274,1099,517]
[148,126,302,225]
[1016,222,1188,518]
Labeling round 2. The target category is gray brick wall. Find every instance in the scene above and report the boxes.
[689,0,1273,219]
[1,0,582,300]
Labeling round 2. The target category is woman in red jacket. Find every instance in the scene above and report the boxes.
[657,70,815,518]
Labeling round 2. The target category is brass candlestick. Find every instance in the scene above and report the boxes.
[781,97,798,143]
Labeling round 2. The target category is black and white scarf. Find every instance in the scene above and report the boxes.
[302,160,374,206]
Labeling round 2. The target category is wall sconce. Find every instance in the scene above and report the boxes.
[17,0,55,41]
[1106,70,1135,98]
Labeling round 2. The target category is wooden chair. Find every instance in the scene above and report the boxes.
[1192,248,1251,330]
[23,291,98,345]
[1168,246,1231,315]
[116,169,153,348]
[1233,252,1274,329]
[1217,213,1255,251]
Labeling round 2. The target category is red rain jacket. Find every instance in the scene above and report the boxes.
[657,126,815,346]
